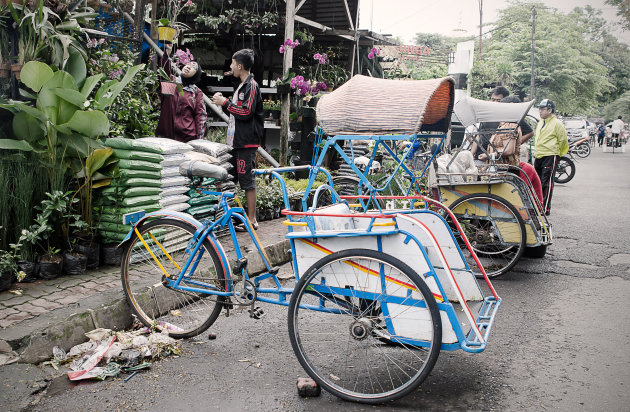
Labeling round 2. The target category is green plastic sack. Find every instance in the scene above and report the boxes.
[101,205,160,215]
[105,137,165,154]
[114,177,163,188]
[187,204,217,216]
[101,186,162,197]
[113,149,164,163]
[188,195,218,206]
[116,168,162,180]
[99,222,131,234]
[117,159,163,172]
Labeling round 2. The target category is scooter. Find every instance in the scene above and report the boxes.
[568,135,591,158]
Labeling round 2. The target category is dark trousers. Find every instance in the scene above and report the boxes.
[597,135,604,146]
[534,155,559,214]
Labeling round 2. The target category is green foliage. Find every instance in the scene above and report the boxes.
[604,90,630,121]
[606,0,630,30]
[206,127,227,143]
[0,61,143,192]
[88,48,160,138]
[408,63,448,80]
[469,2,613,115]
[10,191,85,260]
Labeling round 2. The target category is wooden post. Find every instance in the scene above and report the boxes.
[280,0,296,166]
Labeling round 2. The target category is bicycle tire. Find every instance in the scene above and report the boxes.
[575,143,590,158]
[554,156,575,184]
[121,219,226,338]
[446,193,526,278]
[288,249,441,404]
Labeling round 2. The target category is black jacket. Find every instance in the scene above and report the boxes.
[221,74,264,149]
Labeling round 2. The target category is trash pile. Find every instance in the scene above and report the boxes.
[49,327,180,381]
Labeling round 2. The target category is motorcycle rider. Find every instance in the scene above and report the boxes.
[533,99,568,216]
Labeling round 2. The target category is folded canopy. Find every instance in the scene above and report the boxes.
[316,75,454,135]
[453,94,535,128]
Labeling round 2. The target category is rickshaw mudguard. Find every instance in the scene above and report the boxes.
[118,210,232,280]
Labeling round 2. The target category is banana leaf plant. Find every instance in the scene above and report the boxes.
[0,60,141,224]
[74,147,118,230]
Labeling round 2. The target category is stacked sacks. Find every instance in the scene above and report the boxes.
[97,138,192,243]
[184,141,237,221]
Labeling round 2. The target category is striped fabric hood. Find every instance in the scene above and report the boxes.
[316,75,455,136]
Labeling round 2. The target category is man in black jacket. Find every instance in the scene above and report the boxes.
[211,49,264,230]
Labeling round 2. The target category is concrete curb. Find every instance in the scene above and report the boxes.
[4,239,292,364]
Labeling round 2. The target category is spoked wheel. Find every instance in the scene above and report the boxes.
[445,193,526,278]
[554,156,576,183]
[288,249,441,404]
[575,143,590,158]
[121,219,227,338]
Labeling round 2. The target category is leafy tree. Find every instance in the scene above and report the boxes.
[469,2,612,115]
[606,0,630,30]
[408,63,448,80]
[604,90,630,121]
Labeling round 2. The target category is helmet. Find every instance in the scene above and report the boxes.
[539,98,555,110]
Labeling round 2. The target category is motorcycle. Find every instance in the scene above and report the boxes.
[555,151,576,184]
[568,134,591,158]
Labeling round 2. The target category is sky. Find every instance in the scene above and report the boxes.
[358,0,630,45]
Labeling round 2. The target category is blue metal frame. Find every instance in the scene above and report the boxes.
[121,132,501,353]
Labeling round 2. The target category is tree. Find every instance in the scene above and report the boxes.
[604,91,630,121]
[606,0,630,30]
[469,2,612,115]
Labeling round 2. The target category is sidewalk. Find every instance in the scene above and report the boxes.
[0,218,291,364]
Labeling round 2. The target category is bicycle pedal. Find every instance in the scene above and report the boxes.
[250,306,264,320]
[233,257,248,274]
[269,266,280,275]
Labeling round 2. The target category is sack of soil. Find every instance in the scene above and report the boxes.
[17,260,38,283]
[73,242,100,269]
[38,255,63,280]
[63,252,88,275]
[101,244,123,266]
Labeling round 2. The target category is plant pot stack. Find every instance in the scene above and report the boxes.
[97,137,193,244]
[185,140,235,224]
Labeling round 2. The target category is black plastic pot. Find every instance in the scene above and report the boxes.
[74,242,100,269]
[271,110,281,119]
[16,260,38,283]
[276,83,291,94]
[0,273,14,292]
[62,252,88,276]
[101,244,123,266]
[38,256,62,280]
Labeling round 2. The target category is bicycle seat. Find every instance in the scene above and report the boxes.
[179,160,229,180]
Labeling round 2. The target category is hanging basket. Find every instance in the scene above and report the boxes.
[160,81,177,96]
[157,26,177,43]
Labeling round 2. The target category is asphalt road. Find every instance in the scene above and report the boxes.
[4,146,630,411]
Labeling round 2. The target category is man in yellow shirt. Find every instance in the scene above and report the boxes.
[534,99,568,215]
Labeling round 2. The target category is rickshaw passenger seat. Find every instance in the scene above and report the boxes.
[311,203,355,231]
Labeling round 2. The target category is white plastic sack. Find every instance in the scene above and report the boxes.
[161,186,189,197]
[161,153,187,167]
[159,194,190,207]
[183,151,219,164]
[188,140,232,157]
[136,137,193,154]
[162,202,190,212]
[161,176,189,188]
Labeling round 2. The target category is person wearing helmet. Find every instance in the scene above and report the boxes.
[533,98,568,215]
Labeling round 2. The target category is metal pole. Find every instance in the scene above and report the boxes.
[530,6,536,102]
[280,0,296,166]
[478,0,483,61]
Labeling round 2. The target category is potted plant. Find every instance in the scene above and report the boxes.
[0,248,17,292]
[263,99,281,119]
[156,0,193,42]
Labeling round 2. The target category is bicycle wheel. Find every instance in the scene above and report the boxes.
[575,143,590,158]
[446,193,526,278]
[121,219,226,338]
[288,249,441,404]
[554,156,575,184]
